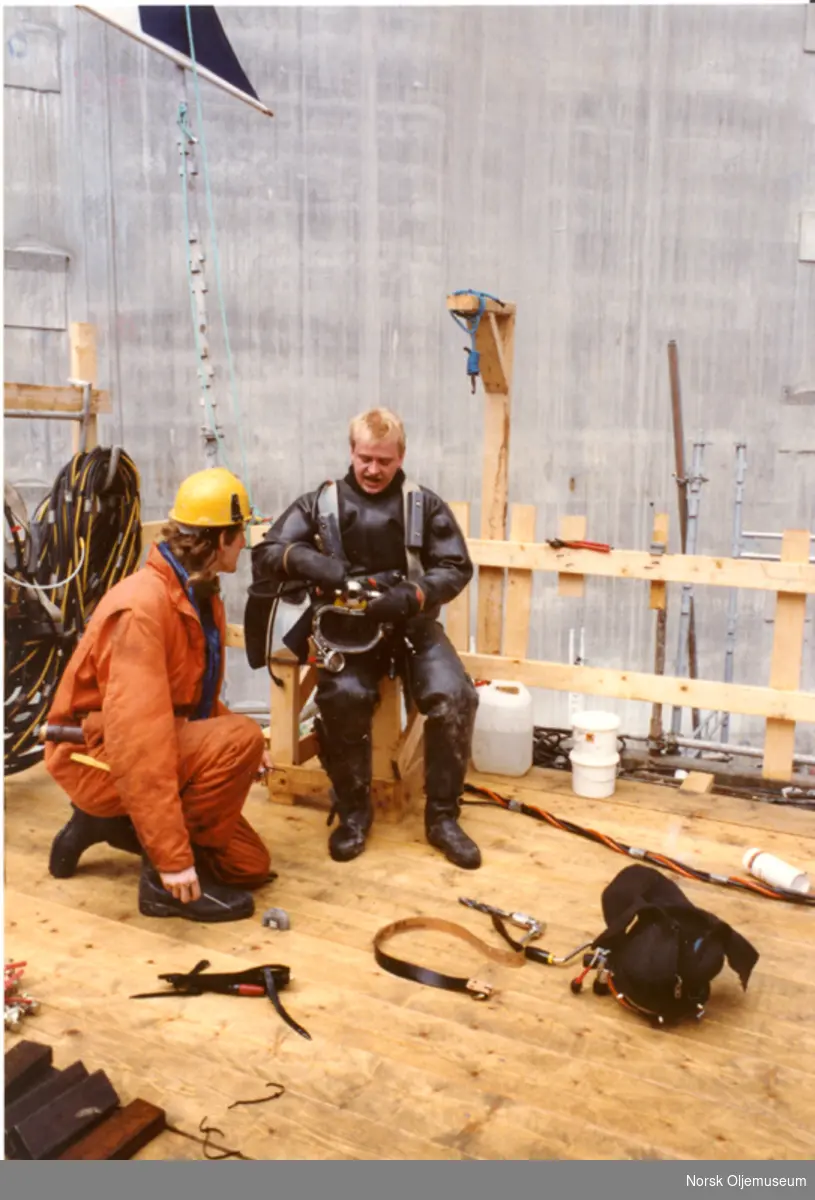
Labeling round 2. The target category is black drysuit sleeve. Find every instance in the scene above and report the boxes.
[251,490,322,585]
[416,492,473,610]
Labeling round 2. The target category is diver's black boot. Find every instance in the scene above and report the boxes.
[421,684,480,869]
[327,792,373,863]
[425,800,482,870]
[138,861,255,923]
[49,805,143,879]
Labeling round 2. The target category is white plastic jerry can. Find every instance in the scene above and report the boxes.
[471,680,534,777]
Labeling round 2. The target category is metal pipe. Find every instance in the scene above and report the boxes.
[671,434,706,734]
[739,551,815,564]
[76,6,274,118]
[667,341,701,731]
[722,442,747,743]
[622,731,815,768]
[742,531,814,542]
[228,703,270,719]
[668,341,689,550]
[4,410,86,421]
[649,596,668,744]
[648,510,669,745]
[76,381,92,455]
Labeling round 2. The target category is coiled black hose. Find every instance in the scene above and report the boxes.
[4,447,142,776]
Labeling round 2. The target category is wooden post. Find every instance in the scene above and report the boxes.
[445,501,471,653]
[266,649,302,805]
[69,322,99,453]
[504,504,536,658]
[762,529,811,780]
[556,515,587,598]
[446,295,516,656]
[371,677,407,823]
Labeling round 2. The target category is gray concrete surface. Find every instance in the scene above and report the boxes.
[4,5,814,749]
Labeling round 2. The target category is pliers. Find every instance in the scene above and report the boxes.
[546,538,612,553]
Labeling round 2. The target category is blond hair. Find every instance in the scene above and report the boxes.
[348,408,406,455]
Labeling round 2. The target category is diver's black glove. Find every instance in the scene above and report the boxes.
[283,544,346,592]
[365,580,424,622]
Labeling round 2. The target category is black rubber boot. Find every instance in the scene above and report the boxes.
[425,801,482,870]
[49,805,143,879]
[138,861,255,923]
[313,708,375,864]
[327,792,373,863]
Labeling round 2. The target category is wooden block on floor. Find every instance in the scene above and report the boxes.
[4,1040,53,1106]
[59,1098,167,1160]
[679,771,716,795]
[12,1068,120,1160]
[5,1061,90,1156]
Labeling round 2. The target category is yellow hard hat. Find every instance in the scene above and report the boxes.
[169,467,251,529]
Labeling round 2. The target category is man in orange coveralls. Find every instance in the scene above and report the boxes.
[44,467,273,923]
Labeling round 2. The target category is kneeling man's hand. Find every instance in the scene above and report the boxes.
[160,865,201,904]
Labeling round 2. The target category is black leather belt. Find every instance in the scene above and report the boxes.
[373,916,526,1000]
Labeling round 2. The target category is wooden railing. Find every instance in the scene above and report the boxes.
[142,512,814,784]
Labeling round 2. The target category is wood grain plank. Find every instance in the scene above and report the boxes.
[762,530,811,780]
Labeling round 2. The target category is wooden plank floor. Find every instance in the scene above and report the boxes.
[4,761,815,1161]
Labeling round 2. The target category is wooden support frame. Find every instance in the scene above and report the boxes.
[4,323,105,453]
[140,280,813,793]
[259,648,424,822]
[446,293,516,656]
[4,383,111,415]
[69,323,99,453]
[221,524,814,786]
[445,501,471,654]
[762,530,811,779]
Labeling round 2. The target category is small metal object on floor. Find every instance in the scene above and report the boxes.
[261,907,290,931]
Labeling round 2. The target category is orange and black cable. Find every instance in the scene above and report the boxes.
[462,782,815,908]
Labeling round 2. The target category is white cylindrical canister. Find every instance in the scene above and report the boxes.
[569,749,620,800]
[470,681,534,777]
[742,848,810,894]
[571,710,621,758]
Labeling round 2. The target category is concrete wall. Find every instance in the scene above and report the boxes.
[4,5,814,749]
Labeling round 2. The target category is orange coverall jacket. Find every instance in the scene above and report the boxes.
[45,544,269,881]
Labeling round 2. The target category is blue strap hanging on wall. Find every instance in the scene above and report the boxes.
[449,289,505,393]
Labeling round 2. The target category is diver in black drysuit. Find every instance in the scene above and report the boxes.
[250,467,481,869]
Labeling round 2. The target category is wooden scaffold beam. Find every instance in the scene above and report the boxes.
[446,292,517,656]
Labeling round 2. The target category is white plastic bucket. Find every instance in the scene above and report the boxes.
[742,848,810,895]
[471,680,534,777]
[569,749,619,799]
[571,710,621,758]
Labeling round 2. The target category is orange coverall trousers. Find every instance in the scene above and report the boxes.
[46,712,271,888]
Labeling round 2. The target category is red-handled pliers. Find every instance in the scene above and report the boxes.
[546,538,612,553]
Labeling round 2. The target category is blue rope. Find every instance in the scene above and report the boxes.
[449,289,504,390]
[182,5,257,516]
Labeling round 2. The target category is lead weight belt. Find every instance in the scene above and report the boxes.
[373,916,527,1000]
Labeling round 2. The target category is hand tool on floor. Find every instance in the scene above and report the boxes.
[129,958,311,1040]
[458,898,546,945]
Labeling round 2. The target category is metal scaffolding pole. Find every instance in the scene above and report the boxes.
[671,434,707,735]
[721,442,747,743]
[667,341,701,731]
